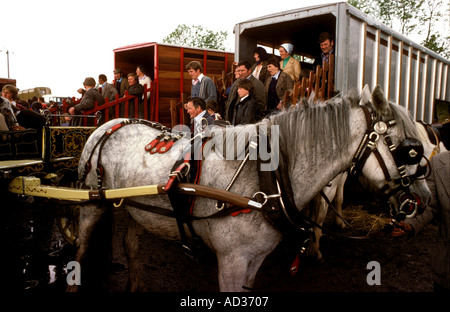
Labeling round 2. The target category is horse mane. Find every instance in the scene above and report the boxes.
[218,88,419,167]
[386,101,420,139]
[262,92,360,165]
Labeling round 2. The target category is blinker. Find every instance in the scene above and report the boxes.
[396,138,424,165]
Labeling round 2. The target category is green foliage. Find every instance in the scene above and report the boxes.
[347,0,449,59]
[163,24,228,51]
[347,0,375,15]
[419,0,449,58]
[422,34,450,58]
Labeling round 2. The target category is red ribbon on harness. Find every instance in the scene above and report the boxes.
[290,255,300,276]
[159,140,175,153]
[230,208,251,216]
[107,122,125,134]
[151,139,168,154]
[145,132,166,152]
[164,158,190,191]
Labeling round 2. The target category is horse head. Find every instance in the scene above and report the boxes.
[356,85,431,221]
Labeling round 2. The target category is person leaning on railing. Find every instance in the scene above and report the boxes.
[69,77,104,126]
[126,73,144,119]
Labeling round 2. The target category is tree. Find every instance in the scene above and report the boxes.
[347,0,375,15]
[347,0,449,59]
[163,24,228,50]
[419,0,450,58]
[422,34,449,57]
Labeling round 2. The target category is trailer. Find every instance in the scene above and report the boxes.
[0,77,16,90]
[113,42,234,126]
[18,87,52,101]
[233,1,450,124]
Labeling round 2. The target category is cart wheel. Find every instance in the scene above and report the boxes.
[56,205,80,245]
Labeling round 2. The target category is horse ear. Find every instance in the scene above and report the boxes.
[360,84,371,105]
[371,85,391,115]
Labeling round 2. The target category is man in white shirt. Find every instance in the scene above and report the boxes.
[186,61,217,103]
[136,65,151,100]
[185,97,215,135]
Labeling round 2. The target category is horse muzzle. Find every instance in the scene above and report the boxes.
[390,191,420,221]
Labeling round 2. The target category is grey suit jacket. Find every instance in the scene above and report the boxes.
[264,70,294,101]
[74,88,105,112]
[407,151,450,288]
[193,75,217,103]
[102,82,118,102]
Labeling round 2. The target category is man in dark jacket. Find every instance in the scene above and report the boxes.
[225,60,266,123]
[113,68,129,97]
[126,73,144,118]
[186,97,214,135]
[313,32,335,69]
[69,77,104,126]
[232,79,258,125]
[264,58,293,115]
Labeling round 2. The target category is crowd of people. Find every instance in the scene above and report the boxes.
[70,66,152,126]
[1,31,333,134]
[184,31,335,134]
[0,65,153,131]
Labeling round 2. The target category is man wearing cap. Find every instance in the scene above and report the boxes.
[113,68,129,117]
[69,77,104,126]
[113,68,129,98]
[313,32,335,69]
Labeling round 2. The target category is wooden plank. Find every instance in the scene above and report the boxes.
[158,71,182,79]
[170,100,177,128]
[158,63,181,72]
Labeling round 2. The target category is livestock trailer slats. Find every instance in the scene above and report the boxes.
[234,1,449,124]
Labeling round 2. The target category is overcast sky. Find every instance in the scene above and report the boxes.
[4,0,445,98]
[1,0,343,97]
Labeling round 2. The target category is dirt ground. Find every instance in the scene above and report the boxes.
[0,181,444,308]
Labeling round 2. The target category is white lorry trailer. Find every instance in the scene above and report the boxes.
[233,1,449,124]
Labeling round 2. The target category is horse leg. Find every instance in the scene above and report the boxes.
[306,195,327,262]
[66,202,110,292]
[333,172,348,229]
[124,217,146,292]
[214,218,282,292]
[217,252,269,292]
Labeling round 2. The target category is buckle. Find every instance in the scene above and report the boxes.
[252,191,281,206]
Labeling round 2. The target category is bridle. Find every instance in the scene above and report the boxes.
[349,103,428,221]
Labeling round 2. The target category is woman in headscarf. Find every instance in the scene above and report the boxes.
[279,43,301,82]
[251,46,270,84]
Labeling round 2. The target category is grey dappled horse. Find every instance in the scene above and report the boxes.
[71,85,431,292]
